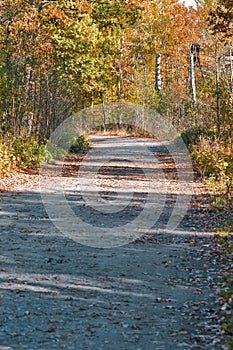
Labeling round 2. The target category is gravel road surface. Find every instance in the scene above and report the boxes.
[0,136,223,349]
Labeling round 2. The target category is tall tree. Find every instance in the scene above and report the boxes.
[208,0,233,40]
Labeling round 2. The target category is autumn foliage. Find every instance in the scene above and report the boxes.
[0,0,232,174]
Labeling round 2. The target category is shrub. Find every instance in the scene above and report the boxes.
[52,130,77,150]
[69,134,89,153]
[45,142,67,160]
[190,136,233,199]
[0,137,13,175]
[181,127,216,147]
[0,135,46,176]
[12,136,45,169]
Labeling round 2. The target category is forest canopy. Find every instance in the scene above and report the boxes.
[0,0,232,166]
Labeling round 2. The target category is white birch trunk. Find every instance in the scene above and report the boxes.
[190,52,197,110]
[156,52,162,93]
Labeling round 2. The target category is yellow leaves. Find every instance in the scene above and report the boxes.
[220,323,228,330]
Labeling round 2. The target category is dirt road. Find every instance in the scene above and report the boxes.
[0,136,223,349]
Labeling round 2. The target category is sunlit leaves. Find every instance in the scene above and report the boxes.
[208,0,233,40]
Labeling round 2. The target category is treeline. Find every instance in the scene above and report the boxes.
[0,0,232,192]
[0,0,232,136]
[0,0,141,137]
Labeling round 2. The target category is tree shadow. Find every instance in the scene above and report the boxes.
[0,136,226,349]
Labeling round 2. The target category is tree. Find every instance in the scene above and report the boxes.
[208,0,233,40]
[0,0,140,136]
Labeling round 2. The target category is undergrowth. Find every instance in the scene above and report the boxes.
[181,128,233,208]
[0,135,45,176]
[0,134,89,176]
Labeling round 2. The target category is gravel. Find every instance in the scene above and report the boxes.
[0,136,226,349]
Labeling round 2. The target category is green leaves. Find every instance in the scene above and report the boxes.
[92,0,140,30]
[51,11,111,94]
[0,135,46,175]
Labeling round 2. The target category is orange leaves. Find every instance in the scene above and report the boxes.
[0,0,57,65]
[75,0,93,14]
[47,327,56,332]
[42,3,70,27]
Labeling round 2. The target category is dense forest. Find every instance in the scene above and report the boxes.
[0,0,232,198]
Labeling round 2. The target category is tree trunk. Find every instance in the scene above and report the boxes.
[90,92,94,130]
[155,52,162,94]
[215,41,221,139]
[101,93,106,131]
[82,99,87,131]
[190,51,197,110]
[117,39,123,125]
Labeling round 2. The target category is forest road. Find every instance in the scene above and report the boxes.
[0,136,223,349]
